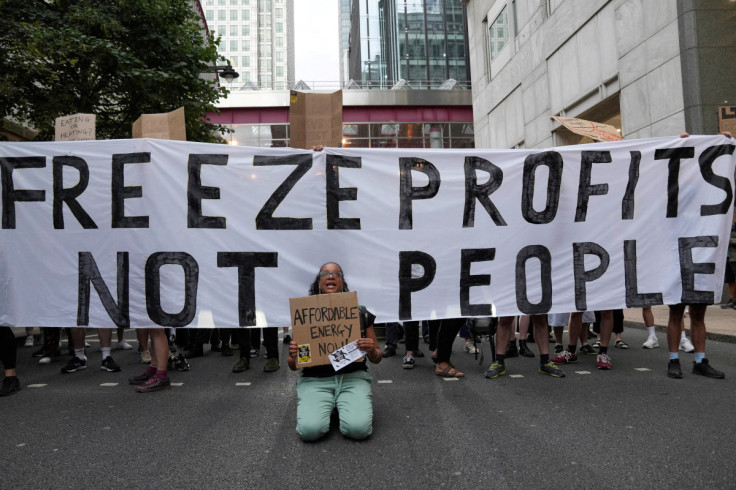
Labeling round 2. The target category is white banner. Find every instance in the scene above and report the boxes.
[0,135,734,328]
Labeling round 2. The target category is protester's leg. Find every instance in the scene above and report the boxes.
[495,316,514,356]
[688,305,706,354]
[428,320,440,353]
[383,322,398,354]
[262,327,280,372]
[532,315,550,355]
[435,318,464,375]
[667,305,685,354]
[598,310,613,348]
[296,376,337,441]
[0,326,17,376]
[404,321,419,354]
[335,371,373,440]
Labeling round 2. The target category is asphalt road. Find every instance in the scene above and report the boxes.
[3,324,736,489]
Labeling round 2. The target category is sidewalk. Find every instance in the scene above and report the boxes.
[623,304,736,343]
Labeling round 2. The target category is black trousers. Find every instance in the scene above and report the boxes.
[0,327,17,370]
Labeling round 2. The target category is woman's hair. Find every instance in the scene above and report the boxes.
[308,262,350,295]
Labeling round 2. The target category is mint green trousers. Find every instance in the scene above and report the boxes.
[296,370,373,441]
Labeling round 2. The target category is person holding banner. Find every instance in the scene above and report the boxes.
[0,327,21,397]
[485,314,567,378]
[667,131,733,379]
[128,328,172,392]
[287,262,381,441]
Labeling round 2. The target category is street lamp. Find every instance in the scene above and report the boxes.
[209,64,240,83]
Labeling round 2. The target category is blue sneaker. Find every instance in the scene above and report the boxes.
[539,361,565,377]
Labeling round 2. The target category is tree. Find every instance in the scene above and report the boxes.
[0,0,230,142]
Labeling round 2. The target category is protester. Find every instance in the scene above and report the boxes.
[287,262,381,441]
[128,328,172,392]
[61,327,121,374]
[0,327,21,397]
[486,314,565,378]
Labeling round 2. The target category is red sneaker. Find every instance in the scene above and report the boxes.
[596,353,612,370]
[134,375,171,393]
[550,350,578,364]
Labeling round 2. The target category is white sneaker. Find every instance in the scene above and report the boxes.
[642,336,659,349]
[463,342,478,354]
[24,335,34,347]
[140,351,152,364]
[117,340,133,350]
[679,337,695,353]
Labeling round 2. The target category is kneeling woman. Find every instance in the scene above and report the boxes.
[287,262,382,441]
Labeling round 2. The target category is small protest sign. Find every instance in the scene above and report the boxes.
[55,113,96,141]
[288,90,343,149]
[552,116,622,142]
[719,106,736,135]
[289,291,361,368]
[132,107,186,141]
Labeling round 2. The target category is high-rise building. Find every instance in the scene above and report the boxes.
[201,0,293,90]
[344,0,471,89]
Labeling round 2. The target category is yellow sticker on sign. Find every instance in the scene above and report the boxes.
[297,344,311,364]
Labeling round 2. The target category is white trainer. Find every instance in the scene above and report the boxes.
[117,340,133,350]
[642,336,659,349]
[679,337,695,353]
[24,335,34,347]
[463,342,478,354]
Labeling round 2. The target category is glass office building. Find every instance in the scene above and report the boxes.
[346,0,470,89]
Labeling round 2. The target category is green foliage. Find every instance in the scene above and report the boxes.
[0,0,231,142]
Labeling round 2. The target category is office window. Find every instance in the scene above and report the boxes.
[241,25,250,36]
[230,24,238,36]
[275,36,283,48]
[218,9,226,21]
[242,55,250,66]
[218,0,226,4]
[217,25,226,36]
[230,0,238,4]
[243,9,250,20]
[275,51,284,62]
[230,9,238,20]
[230,40,238,51]
[242,40,250,51]
[489,5,509,60]
[275,65,284,77]
[275,7,283,18]
[242,0,249,4]
[205,10,214,21]
[275,22,283,33]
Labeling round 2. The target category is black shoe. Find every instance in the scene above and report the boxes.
[692,358,725,379]
[184,344,204,359]
[249,347,260,358]
[100,356,121,372]
[412,349,425,358]
[382,346,396,358]
[554,344,564,354]
[505,341,519,358]
[264,357,280,372]
[667,359,683,379]
[232,357,250,373]
[0,376,21,397]
[174,354,190,371]
[423,334,430,344]
[221,344,233,356]
[283,335,291,344]
[61,356,87,374]
[210,342,222,353]
[518,341,535,358]
[32,346,46,358]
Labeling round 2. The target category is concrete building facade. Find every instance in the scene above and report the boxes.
[464,0,736,149]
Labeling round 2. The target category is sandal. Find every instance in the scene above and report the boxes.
[614,339,629,349]
[435,365,464,378]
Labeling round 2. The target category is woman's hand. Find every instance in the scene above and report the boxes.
[356,337,381,364]
[287,339,298,371]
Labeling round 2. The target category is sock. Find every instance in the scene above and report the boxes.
[146,365,157,375]
[694,352,705,364]
[567,345,577,354]
[74,348,86,360]
[598,346,608,355]
[101,346,111,359]
[540,354,549,365]
[680,331,687,341]
[496,354,505,365]
[669,352,679,360]
[155,369,168,380]
[647,327,655,337]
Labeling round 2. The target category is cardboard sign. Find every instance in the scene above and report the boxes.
[719,106,736,135]
[55,113,95,141]
[552,116,622,142]
[132,107,186,141]
[288,90,343,149]
[289,291,361,368]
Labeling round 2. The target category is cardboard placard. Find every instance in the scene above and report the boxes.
[288,90,343,149]
[552,116,622,142]
[289,291,361,368]
[132,107,186,141]
[719,106,736,135]
[55,113,96,141]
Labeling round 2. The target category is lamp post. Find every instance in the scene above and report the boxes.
[209,64,240,83]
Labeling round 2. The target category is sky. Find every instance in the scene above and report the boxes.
[293,0,341,89]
